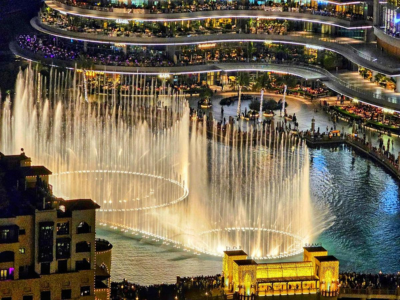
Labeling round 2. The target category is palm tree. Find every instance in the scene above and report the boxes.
[255,72,271,90]
[236,72,250,117]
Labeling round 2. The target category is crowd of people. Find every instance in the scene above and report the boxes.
[41,10,291,39]
[340,272,400,291]
[17,34,326,68]
[111,275,224,300]
[17,35,174,67]
[336,103,400,130]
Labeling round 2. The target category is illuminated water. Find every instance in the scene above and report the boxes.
[2,68,399,285]
[1,67,319,260]
[99,145,400,285]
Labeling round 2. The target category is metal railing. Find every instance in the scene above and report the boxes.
[49,0,370,22]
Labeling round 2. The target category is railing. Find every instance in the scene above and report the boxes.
[34,16,379,67]
[340,287,400,296]
[345,135,400,177]
[49,0,369,22]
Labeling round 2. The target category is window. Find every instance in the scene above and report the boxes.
[41,291,51,300]
[75,259,90,271]
[39,222,54,262]
[0,269,8,280]
[2,297,12,300]
[0,251,14,263]
[41,263,50,275]
[76,222,91,234]
[58,260,68,273]
[0,226,18,243]
[56,239,71,259]
[80,286,91,296]
[61,289,71,300]
[0,268,13,280]
[23,297,33,300]
[19,229,26,235]
[76,241,91,253]
[57,222,69,235]
[19,248,25,254]
[1,230,9,240]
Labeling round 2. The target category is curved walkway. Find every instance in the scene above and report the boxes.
[10,40,400,111]
[45,0,371,29]
[31,17,400,76]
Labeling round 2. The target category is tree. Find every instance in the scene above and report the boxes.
[322,52,336,70]
[255,73,272,90]
[199,87,213,99]
[236,72,250,116]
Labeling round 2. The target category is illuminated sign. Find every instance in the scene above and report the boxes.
[198,43,216,49]
[306,45,324,50]
[116,19,129,24]
[114,43,126,47]
[159,73,170,79]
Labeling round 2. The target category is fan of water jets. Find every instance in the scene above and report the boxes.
[1,66,329,258]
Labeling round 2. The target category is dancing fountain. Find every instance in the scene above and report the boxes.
[1,66,317,259]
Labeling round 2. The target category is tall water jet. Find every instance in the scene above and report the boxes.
[1,66,321,259]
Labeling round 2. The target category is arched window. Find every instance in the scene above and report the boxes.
[76,241,91,253]
[76,222,91,234]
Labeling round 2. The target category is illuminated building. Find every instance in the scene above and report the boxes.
[9,0,400,106]
[223,246,339,297]
[0,152,112,300]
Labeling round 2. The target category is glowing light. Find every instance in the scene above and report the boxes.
[198,43,216,49]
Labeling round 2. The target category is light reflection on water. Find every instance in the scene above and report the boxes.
[97,145,400,285]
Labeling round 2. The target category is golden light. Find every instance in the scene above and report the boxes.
[198,43,216,49]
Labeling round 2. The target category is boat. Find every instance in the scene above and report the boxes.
[199,98,212,109]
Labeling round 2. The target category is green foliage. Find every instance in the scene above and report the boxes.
[237,72,250,88]
[254,73,272,90]
[199,87,213,99]
[322,52,336,70]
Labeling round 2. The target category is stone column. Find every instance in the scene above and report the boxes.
[166,45,176,61]
[365,27,376,42]
[396,77,400,93]
[373,0,380,27]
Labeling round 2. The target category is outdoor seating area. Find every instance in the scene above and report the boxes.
[334,103,400,130]
[16,34,174,67]
[50,0,369,23]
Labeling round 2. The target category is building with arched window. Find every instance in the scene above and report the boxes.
[0,152,113,300]
[223,246,339,297]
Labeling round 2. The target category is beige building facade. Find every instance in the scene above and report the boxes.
[0,153,112,300]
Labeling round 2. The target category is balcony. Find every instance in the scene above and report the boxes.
[95,239,113,253]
